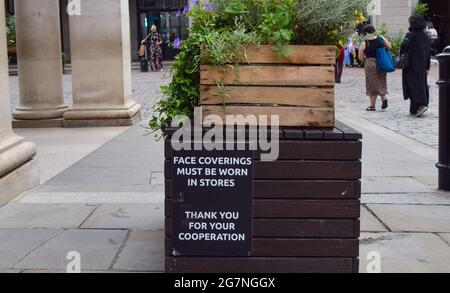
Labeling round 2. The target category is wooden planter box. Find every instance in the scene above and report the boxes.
[7,46,16,54]
[200,45,336,128]
[164,121,362,273]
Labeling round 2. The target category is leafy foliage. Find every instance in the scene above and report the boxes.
[149,0,369,136]
[294,0,369,45]
[6,15,16,47]
[376,23,404,61]
[413,2,429,16]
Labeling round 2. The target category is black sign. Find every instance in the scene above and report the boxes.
[171,147,253,257]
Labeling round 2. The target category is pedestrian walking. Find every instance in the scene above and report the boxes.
[401,16,431,117]
[142,25,163,72]
[335,42,345,83]
[358,24,392,111]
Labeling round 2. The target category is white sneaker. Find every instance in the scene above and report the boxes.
[415,106,428,117]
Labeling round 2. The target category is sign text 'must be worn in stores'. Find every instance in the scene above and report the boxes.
[171,148,253,257]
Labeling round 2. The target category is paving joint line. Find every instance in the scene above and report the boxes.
[363,204,392,233]
[108,230,131,271]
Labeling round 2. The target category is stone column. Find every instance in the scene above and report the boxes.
[0,0,39,205]
[13,0,67,127]
[63,0,141,127]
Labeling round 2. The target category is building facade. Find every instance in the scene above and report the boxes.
[5,0,189,62]
[370,0,449,50]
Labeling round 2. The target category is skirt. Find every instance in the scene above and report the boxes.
[365,58,388,97]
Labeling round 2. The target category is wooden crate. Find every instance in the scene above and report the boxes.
[164,121,362,273]
[200,45,336,128]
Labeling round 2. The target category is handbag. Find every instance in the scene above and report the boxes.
[399,37,410,70]
[138,44,146,57]
[376,37,396,73]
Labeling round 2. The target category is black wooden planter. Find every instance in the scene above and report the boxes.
[164,121,362,273]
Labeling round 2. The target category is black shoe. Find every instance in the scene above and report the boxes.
[366,106,376,112]
[382,99,388,110]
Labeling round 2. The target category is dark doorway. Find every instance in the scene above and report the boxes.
[137,0,189,60]
[423,0,450,52]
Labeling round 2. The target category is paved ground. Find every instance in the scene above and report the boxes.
[1,65,450,273]
[336,65,440,148]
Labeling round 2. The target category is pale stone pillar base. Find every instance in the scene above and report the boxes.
[0,158,39,207]
[64,0,141,128]
[0,0,39,203]
[0,136,39,206]
[63,103,142,127]
[12,0,67,127]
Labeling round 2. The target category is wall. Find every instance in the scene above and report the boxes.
[372,0,418,35]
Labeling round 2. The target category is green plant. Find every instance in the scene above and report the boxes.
[199,24,261,67]
[413,2,429,16]
[294,0,369,45]
[389,32,404,60]
[150,0,370,136]
[6,14,16,47]
[376,24,404,61]
[258,0,297,56]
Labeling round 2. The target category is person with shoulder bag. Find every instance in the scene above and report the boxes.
[358,25,393,112]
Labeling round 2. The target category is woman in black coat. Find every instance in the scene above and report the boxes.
[401,16,431,117]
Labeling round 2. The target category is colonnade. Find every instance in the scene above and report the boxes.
[0,0,141,202]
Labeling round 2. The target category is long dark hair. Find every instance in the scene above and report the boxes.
[409,16,426,32]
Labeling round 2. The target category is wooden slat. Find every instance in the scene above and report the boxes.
[323,128,345,140]
[284,129,304,139]
[166,179,361,200]
[166,238,358,257]
[165,160,361,180]
[200,85,334,107]
[165,140,362,161]
[253,180,361,199]
[254,219,358,238]
[165,199,360,219]
[200,65,335,86]
[335,121,363,140]
[253,200,361,219]
[254,161,361,180]
[251,239,359,257]
[202,106,334,127]
[304,130,324,140]
[166,257,355,273]
[243,45,336,65]
[166,218,357,238]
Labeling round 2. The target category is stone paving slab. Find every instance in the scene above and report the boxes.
[81,204,164,230]
[439,234,450,246]
[15,229,128,271]
[360,206,388,232]
[360,233,450,273]
[362,193,450,205]
[336,66,439,148]
[368,204,450,233]
[0,229,59,269]
[362,177,434,194]
[0,204,96,229]
[0,269,22,273]
[19,191,164,205]
[113,230,164,272]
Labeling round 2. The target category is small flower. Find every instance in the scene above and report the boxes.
[176,10,181,18]
[190,0,199,5]
[173,38,183,49]
[204,3,216,12]
[183,5,190,15]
